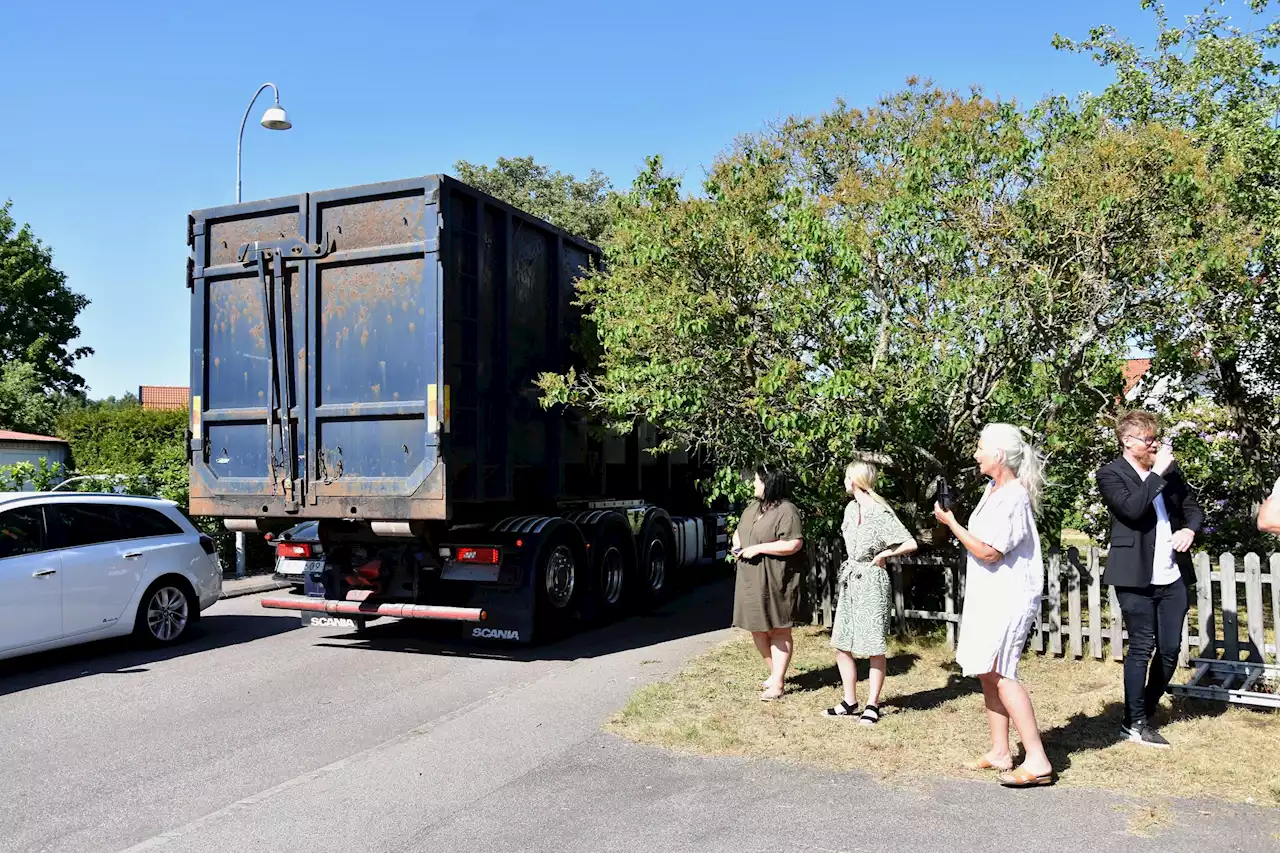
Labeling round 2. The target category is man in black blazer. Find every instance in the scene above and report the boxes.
[1097,410,1203,749]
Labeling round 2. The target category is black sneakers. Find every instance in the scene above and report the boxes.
[1121,722,1171,749]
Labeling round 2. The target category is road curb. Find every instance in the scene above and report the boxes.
[219,579,292,600]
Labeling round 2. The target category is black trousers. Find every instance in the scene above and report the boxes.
[1115,579,1189,727]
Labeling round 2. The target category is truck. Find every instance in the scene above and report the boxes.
[186,175,727,641]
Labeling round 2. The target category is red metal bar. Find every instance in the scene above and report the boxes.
[261,597,485,623]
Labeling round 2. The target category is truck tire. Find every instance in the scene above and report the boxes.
[587,522,634,623]
[533,529,586,640]
[636,517,677,606]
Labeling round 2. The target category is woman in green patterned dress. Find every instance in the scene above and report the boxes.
[825,462,918,724]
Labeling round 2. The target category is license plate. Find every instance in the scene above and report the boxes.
[278,559,322,577]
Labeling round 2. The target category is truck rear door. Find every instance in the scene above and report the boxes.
[189,178,442,520]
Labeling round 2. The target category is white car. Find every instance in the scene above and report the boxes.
[0,492,223,661]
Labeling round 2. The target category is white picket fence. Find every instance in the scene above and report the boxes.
[805,542,1279,665]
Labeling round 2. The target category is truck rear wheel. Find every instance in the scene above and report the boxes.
[587,523,634,623]
[534,531,585,640]
[637,519,677,606]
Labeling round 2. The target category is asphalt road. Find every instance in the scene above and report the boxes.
[0,581,1275,853]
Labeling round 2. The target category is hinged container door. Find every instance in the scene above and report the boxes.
[189,195,312,515]
[305,178,442,516]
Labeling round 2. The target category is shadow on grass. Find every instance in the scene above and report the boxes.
[786,653,922,693]
[882,673,978,712]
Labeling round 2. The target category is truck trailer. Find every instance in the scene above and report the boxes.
[186,175,726,641]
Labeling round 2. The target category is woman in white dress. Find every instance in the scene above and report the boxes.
[933,423,1054,788]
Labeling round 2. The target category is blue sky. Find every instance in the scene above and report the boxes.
[0,0,1211,397]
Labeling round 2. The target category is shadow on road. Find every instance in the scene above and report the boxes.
[0,614,301,697]
[309,578,736,663]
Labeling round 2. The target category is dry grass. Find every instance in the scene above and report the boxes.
[608,626,1280,805]
[1121,801,1177,838]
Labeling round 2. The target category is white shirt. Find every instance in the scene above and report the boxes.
[1127,458,1179,585]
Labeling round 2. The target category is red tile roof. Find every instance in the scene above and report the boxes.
[0,430,67,444]
[139,385,190,411]
[1123,359,1150,394]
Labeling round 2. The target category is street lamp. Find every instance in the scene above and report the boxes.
[236,82,292,203]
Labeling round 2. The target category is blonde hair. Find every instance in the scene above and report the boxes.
[980,423,1047,513]
[845,461,888,505]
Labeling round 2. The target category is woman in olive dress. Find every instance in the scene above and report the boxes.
[732,466,806,701]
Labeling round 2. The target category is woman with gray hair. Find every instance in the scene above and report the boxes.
[933,424,1054,788]
[825,461,917,723]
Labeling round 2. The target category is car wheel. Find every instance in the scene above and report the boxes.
[134,579,196,645]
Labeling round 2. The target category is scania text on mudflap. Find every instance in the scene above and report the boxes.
[187,175,728,642]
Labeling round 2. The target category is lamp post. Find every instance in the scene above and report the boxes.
[236,82,292,203]
[233,83,291,576]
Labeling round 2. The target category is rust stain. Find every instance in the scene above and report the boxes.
[318,196,426,254]
[408,322,415,335]
[214,357,221,368]
[207,211,301,267]
[319,258,424,356]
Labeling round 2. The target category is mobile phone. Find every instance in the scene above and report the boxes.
[937,477,952,512]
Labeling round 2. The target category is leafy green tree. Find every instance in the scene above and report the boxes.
[1055,0,1280,476]
[453,156,614,243]
[539,72,1261,544]
[0,200,92,393]
[0,361,65,435]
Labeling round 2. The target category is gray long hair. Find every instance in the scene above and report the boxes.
[981,423,1046,513]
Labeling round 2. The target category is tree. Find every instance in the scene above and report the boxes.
[0,360,65,435]
[537,72,1257,544]
[453,156,615,243]
[0,200,93,393]
[1054,0,1280,481]
[537,84,1112,535]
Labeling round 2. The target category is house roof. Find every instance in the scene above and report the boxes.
[0,429,68,445]
[139,385,190,411]
[1123,358,1151,394]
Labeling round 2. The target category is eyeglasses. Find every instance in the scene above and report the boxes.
[1123,434,1160,447]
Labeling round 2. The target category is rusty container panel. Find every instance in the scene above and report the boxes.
[307,179,442,517]
[189,195,311,518]
[437,178,601,513]
[189,175,602,523]
[189,179,444,521]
